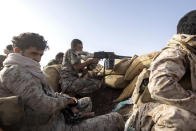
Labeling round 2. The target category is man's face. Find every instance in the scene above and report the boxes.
[20,47,44,62]
[75,44,83,51]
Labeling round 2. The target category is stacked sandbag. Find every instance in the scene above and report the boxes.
[105,75,129,89]
[43,64,61,92]
[124,52,160,81]
[99,57,137,89]
[98,57,137,76]
[114,75,139,102]
[114,52,160,102]
[113,58,134,75]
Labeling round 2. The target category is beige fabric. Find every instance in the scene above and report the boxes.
[105,75,129,89]
[149,104,196,131]
[0,96,24,126]
[114,75,138,102]
[125,52,159,81]
[43,64,61,92]
[113,58,133,75]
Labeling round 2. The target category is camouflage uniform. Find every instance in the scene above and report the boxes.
[127,34,196,131]
[0,55,6,70]
[47,59,59,66]
[60,49,100,96]
[0,54,124,131]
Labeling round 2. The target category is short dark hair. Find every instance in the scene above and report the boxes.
[6,44,13,51]
[71,39,82,49]
[55,52,64,59]
[177,10,196,35]
[12,32,49,51]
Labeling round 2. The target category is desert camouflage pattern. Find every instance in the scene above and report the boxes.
[0,55,6,70]
[0,63,124,131]
[126,34,196,131]
[60,49,100,96]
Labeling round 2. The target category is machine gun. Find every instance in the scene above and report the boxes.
[93,51,132,69]
[79,51,132,82]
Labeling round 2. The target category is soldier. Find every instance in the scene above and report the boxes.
[0,32,124,131]
[126,10,196,131]
[0,44,13,70]
[60,39,102,97]
[47,52,64,66]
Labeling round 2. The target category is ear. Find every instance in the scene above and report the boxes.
[14,47,21,53]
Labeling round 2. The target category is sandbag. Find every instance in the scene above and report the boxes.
[0,96,24,126]
[113,57,136,75]
[97,69,116,76]
[98,57,137,76]
[105,75,129,89]
[114,75,139,102]
[124,52,159,81]
[43,64,61,92]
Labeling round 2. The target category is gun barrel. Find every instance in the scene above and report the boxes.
[114,55,132,59]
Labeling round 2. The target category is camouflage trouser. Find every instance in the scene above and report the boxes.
[60,72,100,96]
[126,102,196,131]
[65,112,125,131]
[21,110,124,131]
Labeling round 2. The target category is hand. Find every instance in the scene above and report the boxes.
[68,97,78,105]
[89,58,99,64]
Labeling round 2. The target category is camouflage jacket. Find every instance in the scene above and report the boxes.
[0,55,6,70]
[148,34,196,114]
[0,62,73,130]
[62,49,81,77]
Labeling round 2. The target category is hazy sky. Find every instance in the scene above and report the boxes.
[0,0,195,66]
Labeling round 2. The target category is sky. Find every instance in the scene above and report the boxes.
[0,0,195,66]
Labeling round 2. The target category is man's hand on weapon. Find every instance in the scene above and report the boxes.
[87,58,99,65]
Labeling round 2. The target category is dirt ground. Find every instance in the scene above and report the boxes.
[89,86,133,121]
[90,86,122,115]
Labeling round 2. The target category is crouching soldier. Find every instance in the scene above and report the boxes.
[0,32,124,131]
[46,52,64,66]
[126,10,196,131]
[0,44,13,70]
[60,39,102,97]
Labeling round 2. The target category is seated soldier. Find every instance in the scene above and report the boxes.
[0,44,13,70]
[60,39,102,97]
[47,52,64,66]
[0,32,124,131]
[126,10,196,131]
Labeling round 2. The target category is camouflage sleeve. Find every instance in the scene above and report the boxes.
[1,65,71,115]
[148,47,196,114]
[69,50,80,65]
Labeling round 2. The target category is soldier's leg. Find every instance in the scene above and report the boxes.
[128,103,196,131]
[149,104,196,131]
[59,69,77,94]
[66,112,124,131]
[126,103,158,131]
[71,77,101,96]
